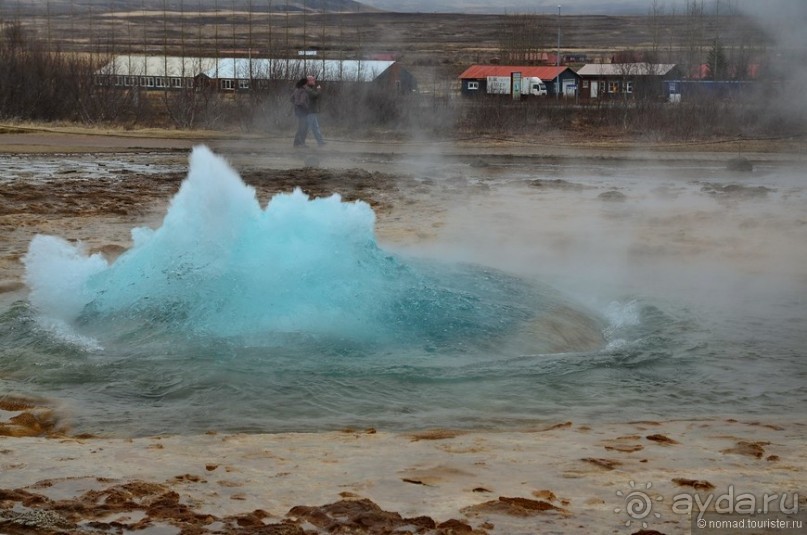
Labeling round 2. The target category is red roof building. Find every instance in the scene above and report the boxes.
[459,65,568,81]
[458,64,581,97]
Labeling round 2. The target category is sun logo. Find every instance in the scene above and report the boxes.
[614,480,663,528]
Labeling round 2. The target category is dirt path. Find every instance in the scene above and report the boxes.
[1,125,805,161]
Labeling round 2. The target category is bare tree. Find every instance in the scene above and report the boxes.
[706,39,727,80]
[247,0,255,81]
[683,0,706,78]
[214,0,220,80]
[44,0,52,50]
[302,0,308,62]
[498,12,546,64]
[647,0,664,66]
[614,61,638,130]
[266,0,274,59]
[284,0,290,56]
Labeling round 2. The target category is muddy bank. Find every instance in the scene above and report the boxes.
[0,418,804,534]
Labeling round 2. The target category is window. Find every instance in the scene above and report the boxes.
[171,78,184,88]
[624,81,633,94]
[238,79,250,90]
[155,77,167,88]
[582,80,589,88]
[115,76,125,86]
[608,81,620,93]
[127,76,137,87]
[467,81,479,90]
[221,79,235,90]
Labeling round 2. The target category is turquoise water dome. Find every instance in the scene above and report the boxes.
[23,146,603,355]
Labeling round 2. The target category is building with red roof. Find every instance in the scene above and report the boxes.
[458,65,581,97]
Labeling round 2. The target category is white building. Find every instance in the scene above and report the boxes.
[96,55,413,92]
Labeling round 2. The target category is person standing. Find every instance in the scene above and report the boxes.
[304,75,326,147]
[292,78,309,147]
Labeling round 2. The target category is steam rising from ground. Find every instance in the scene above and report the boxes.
[408,159,807,339]
[738,0,807,123]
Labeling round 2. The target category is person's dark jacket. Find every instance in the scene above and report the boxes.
[305,86,321,114]
[291,86,309,117]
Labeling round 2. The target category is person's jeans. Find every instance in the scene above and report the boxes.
[293,112,308,146]
[306,113,325,146]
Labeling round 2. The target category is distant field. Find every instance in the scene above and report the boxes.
[4,7,769,71]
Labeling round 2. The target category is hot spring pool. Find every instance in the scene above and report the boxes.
[1,147,804,436]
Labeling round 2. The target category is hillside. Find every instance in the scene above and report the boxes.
[0,0,378,16]
[2,9,768,61]
[357,0,648,15]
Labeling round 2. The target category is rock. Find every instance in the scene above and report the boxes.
[288,498,439,533]
[726,157,753,172]
[0,280,24,293]
[721,440,769,458]
[672,478,715,490]
[529,178,588,191]
[581,457,622,470]
[0,508,75,531]
[700,183,771,199]
[646,434,679,445]
[462,496,564,517]
[598,190,626,202]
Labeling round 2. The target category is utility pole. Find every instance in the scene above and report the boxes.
[556,5,561,66]
[714,0,720,81]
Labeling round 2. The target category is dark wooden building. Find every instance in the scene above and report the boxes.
[458,65,581,97]
[575,63,681,100]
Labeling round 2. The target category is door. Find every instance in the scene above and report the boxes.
[590,81,598,98]
[563,80,576,97]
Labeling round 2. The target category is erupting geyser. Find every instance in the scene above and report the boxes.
[23,146,602,354]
